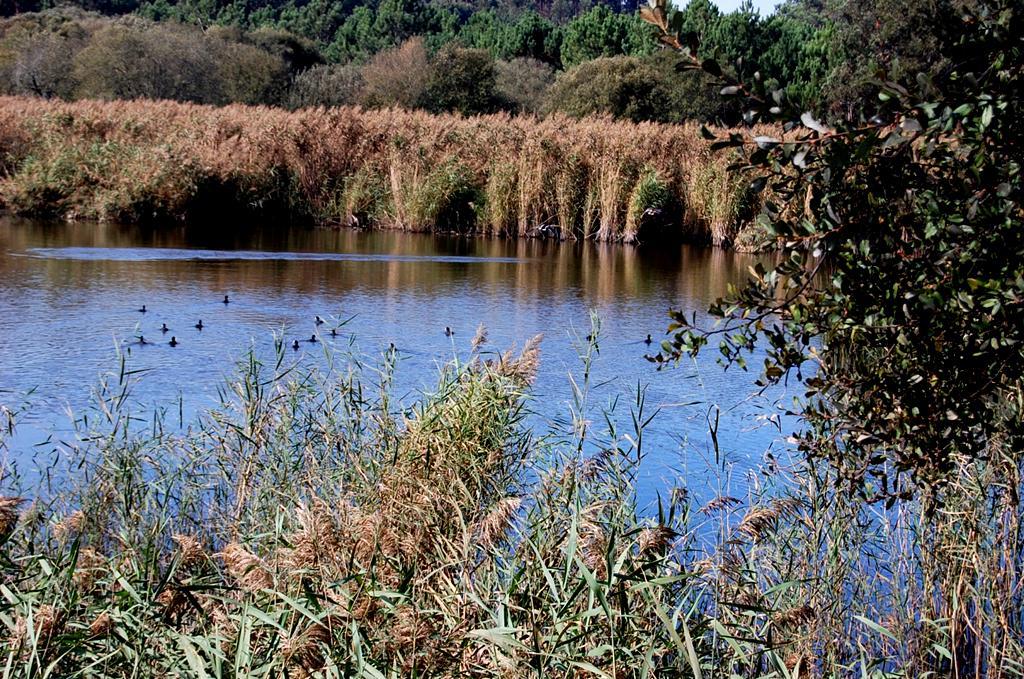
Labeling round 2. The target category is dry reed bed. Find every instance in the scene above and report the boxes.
[0,96,759,244]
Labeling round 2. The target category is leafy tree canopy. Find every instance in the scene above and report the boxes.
[643,0,1024,504]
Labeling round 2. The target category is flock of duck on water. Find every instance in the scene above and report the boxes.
[128,295,657,353]
[128,295,354,352]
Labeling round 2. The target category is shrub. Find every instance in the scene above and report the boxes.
[544,53,726,124]
[495,57,554,115]
[287,63,363,109]
[423,44,500,116]
[358,37,430,110]
[546,56,659,122]
[70,20,291,106]
[214,39,289,106]
[0,26,80,99]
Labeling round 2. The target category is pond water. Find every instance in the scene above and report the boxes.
[0,217,789,507]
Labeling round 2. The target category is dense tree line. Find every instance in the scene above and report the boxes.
[0,0,966,125]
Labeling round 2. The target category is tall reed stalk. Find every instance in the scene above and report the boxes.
[0,97,765,246]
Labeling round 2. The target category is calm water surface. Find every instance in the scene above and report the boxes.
[0,218,788,505]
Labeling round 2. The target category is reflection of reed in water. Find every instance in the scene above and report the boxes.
[1,219,765,314]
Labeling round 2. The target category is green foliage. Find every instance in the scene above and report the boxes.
[560,4,656,68]
[328,0,445,62]
[495,57,554,114]
[458,9,562,65]
[624,166,675,242]
[423,44,501,115]
[409,161,483,232]
[0,12,297,105]
[648,0,1024,506]
[72,21,288,105]
[1,324,1019,675]
[0,0,858,123]
[823,0,966,118]
[544,52,725,123]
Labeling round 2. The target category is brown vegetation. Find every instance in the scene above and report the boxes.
[0,95,761,245]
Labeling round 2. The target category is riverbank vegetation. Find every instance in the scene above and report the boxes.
[0,4,812,122]
[0,0,932,125]
[0,96,762,244]
[0,331,1020,676]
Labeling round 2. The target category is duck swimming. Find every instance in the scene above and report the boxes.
[137,335,148,345]
[315,315,325,325]
[308,334,318,343]
[330,328,338,337]
[445,326,453,337]
[138,305,147,313]
[195,320,204,330]
[169,336,178,347]
[223,295,230,304]
[644,334,652,345]
[161,323,169,333]
[292,339,300,350]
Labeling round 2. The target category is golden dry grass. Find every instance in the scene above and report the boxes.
[0,96,762,244]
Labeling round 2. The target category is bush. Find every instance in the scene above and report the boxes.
[0,26,79,99]
[69,19,292,105]
[287,63,363,109]
[214,39,289,106]
[358,37,430,110]
[495,57,553,115]
[72,22,221,103]
[545,53,726,124]
[423,45,500,116]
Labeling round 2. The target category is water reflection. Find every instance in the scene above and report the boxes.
[0,217,784,506]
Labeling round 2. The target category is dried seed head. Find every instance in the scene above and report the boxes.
[29,606,65,647]
[497,334,543,384]
[172,534,207,570]
[391,606,435,648]
[0,497,24,543]
[579,518,608,579]
[735,507,777,541]
[473,496,521,549]
[72,547,105,591]
[218,542,273,592]
[53,510,85,541]
[282,615,341,673]
[580,448,615,482]
[156,588,189,621]
[88,612,114,637]
[772,604,815,629]
[280,502,342,575]
[699,496,741,514]
[471,323,488,351]
[8,616,26,649]
[735,498,802,542]
[669,486,689,509]
[637,525,675,556]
